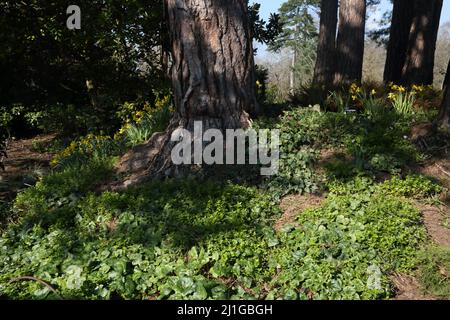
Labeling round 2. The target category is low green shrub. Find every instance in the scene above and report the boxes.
[379,175,444,199]
[266,108,355,197]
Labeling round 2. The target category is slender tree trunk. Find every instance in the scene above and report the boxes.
[117,0,257,181]
[161,0,170,78]
[333,0,366,85]
[290,48,297,92]
[402,0,443,86]
[290,9,301,93]
[437,59,450,129]
[383,0,415,84]
[313,0,338,85]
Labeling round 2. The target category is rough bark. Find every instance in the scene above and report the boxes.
[117,0,257,183]
[167,0,257,125]
[402,0,443,86]
[383,0,415,84]
[313,0,338,85]
[443,60,450,91]
[437,59,450,129]
[333,0,366,85]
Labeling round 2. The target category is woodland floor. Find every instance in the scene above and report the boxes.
[0,134,55,202]
[277,154,450,300]
[1,134,450,300]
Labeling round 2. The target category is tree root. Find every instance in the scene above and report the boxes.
[8,276,63,299]
[436,164,450,178]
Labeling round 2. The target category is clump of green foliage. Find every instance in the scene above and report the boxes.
[379,175,444,199]
[266,108,354,197]
[49,95,173,170]
[50,135,124,169]
[266,106,428,197]
[269,177,426,300]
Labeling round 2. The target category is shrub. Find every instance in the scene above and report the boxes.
[379,175,444,199]
[265,108,353,196]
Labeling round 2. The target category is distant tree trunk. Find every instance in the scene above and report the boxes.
[313,0,338,85]
[161,0,171,78]
[290,48,297,92]
[334,0,366,85]
[437,59,450,129]
[383,0,415,84]
[402,0,443,86]
[290,9,301,92]
[117,0,257,181]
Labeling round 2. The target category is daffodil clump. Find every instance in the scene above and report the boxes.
[411,84,438,103]
[49,94,173,168]
[349,83,362,101]
[114,95,173,141]
[387,83,435,100]
[385,83,417,115]
[50,134,113,167]
[342,82,440,116]
[347,83,378,102]
[50,141,78,167]
[387,83,407,101]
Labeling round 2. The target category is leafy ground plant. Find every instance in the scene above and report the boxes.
[0,175,428,300]
[0,101,446,300]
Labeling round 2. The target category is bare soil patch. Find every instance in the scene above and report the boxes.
[391,274,437,300]
[276,194,325,231]
[0,134,55,201]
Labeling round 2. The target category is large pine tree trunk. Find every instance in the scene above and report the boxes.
[402,0,443,86]
[333,0,366,85]
[383,0,415,84]
[437,59,450,129]
[313,0,338,85]
[117,0,257,182]
[167,0,257,124]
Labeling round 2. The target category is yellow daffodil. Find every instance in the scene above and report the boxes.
[412,84,424,93]
[388,93,397,100]
[391,85,406,93]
